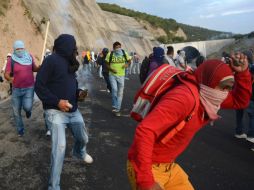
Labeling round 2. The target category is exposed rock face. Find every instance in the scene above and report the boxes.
[174,27,187,40]
[0,0,43,63]
[138,20,167,38]
[22,0,159,55]
[0,0,44,99]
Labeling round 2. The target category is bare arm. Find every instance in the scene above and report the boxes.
[4,72,13,83]
[122,59,132,68]
[32,63,41,72]
[32,57,40,72]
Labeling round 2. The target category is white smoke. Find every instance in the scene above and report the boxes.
[50,0,75,36]
[95,38,107,49]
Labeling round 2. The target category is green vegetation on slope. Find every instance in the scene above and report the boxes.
[179,23,232,41]
[0,0,10,16]
[98,3,232,43]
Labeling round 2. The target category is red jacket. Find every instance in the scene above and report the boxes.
[128,69,251,188]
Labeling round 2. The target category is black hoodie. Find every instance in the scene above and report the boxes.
[35,34,79,112]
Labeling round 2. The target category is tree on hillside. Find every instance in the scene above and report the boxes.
[98,3,231,42]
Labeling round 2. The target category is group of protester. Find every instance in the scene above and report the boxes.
[82,42,134,116]
[1,35,92,190]
[1,34,253,190]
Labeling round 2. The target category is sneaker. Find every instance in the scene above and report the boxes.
[114,111,121,117]
[25,111,31,119]
[251,146,254,151]
[83,153,93,164]
[246,137,254,143]
[112,109,118,113]
[18,128,24,137]
[234,133,247,139]
[46,130,51,136]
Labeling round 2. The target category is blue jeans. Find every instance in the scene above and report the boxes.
[109,75,125,111]
[11,87,34,133]
[45,109,89,190]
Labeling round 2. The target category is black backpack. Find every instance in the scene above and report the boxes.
[139,56,150,84]
[10,58,15,77]
[108,49,128,64]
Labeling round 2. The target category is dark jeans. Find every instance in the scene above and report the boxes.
[235,101,254,137]
[235,109,244,135]
[102,72,111,92]
[8,83,12,95]
[247,101,254,137]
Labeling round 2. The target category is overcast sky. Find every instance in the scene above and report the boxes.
[96,0,254,34]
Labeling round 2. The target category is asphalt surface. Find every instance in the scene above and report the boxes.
[0,68,253,190]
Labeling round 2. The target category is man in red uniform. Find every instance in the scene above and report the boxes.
[127,53,252,190]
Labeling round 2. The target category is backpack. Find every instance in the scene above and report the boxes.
[139,55,167,84]
[9,56,34,77]
[10,58,15,77]
[108,49,128,64]
[130,64,199,144]
[139,56,150,84]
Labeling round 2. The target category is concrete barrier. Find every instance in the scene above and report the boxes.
[163,39,235,58]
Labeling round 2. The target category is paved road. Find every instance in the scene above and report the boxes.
[0,68,253,190]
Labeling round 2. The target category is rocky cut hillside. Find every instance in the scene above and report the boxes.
[0,0,44,99]
[98,3,233,43]
[22,0,159,55]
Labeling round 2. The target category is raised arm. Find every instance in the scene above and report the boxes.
[221,53,252,109]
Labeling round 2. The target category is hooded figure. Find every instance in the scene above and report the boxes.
[35,34,80,112]
[35,34,93,190]
[127,56,251,190]
[195,60,234,120]
[147,47,166,75]
[153,47,165,63]
[53,34,79,73]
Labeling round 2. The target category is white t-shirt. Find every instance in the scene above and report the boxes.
[165,55,176,67]
[176,55,187,70]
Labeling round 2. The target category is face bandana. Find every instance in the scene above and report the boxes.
[199,84,229,120]
[115,48,123,56]
[11,40,32,65]
[14,49,25,58]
